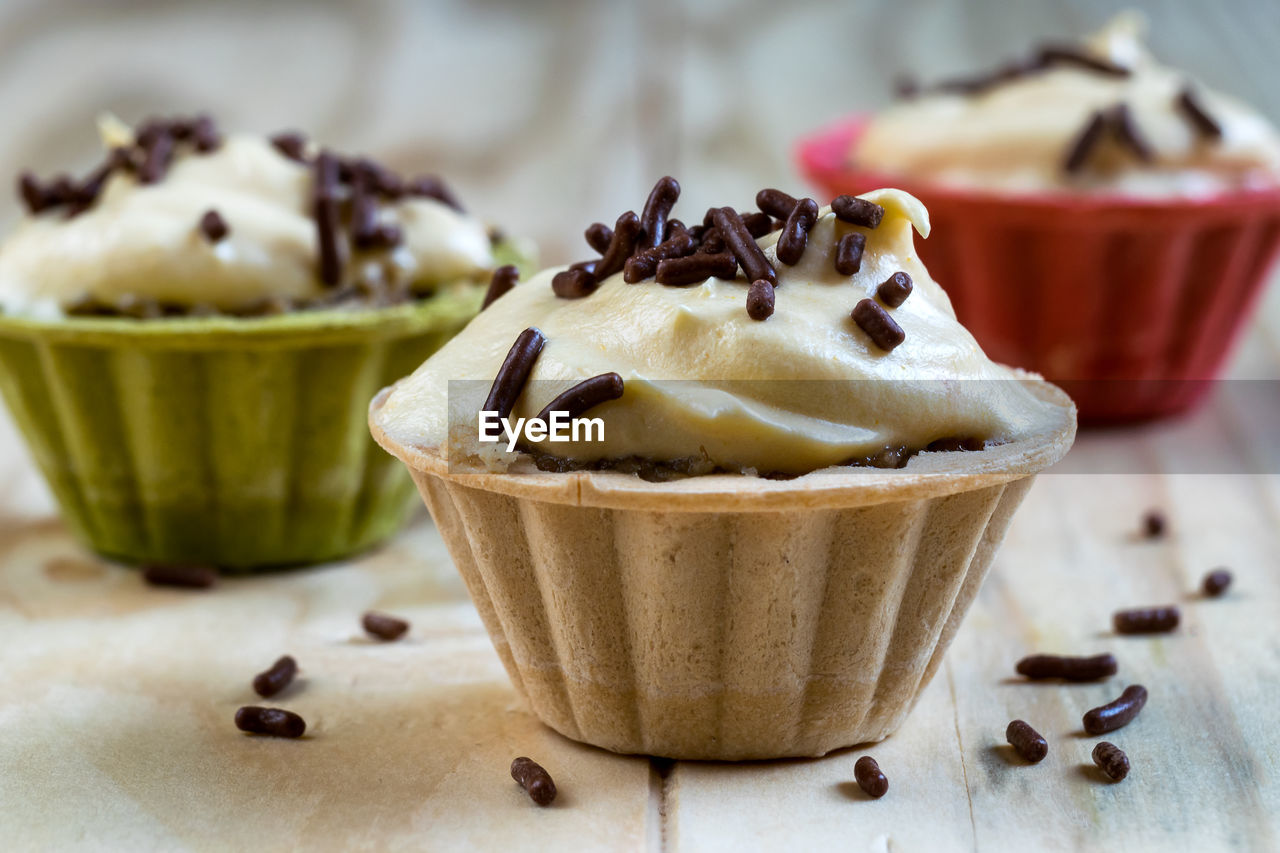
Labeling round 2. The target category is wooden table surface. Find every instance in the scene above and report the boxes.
[0,302,1276,851]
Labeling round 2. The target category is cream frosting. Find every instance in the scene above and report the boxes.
[853,13,1280,197]
[376,189,1067,476]
[0,127,495,317]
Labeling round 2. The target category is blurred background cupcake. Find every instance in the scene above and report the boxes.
[799,11,1280,422]
[0,114,532,569]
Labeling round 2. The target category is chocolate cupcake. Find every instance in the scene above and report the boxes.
[0,113,532,570]
[370,179,1075,759]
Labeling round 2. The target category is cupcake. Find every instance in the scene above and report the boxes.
[0,113,531,570]
[798,13,1280,422]
[370,178,1076,759]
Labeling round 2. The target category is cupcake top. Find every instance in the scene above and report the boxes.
[375,178,1069,479]
[853,13,1280,197]
[0,114,496,318]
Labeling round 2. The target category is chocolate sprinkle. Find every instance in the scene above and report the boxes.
[834,232,866,276]
[712,207,775,285]
[1176,86,1224,140]
[252,655,298,698]
[270,131,309,162]
[876,271,913,308]
[624,231,696,283]
[312,151,347,286]
[1092,742,1130,782]
[584,222,614,254]
[742,211,773,239]
[775,198,819,266]
[483,327,546,420]
[655,251,737,287]
[1063,109,1108,173]
[406,175,463,212]
[482,265,519,310]
[511,757,557,806]
[235,706,306,738]
[1038,43,1131,78]
[1202,568,1232,597]
[1113,606,1179,634]
[594,211,643,280]
[190,114,221,152]
[756,187,798,220]
[350,176,382,248]
[17,172,47,214]
[137,130,175,184]
[535,372,624,423]
[552,267,599,299]
[639,176,680,250]
[831,196,884,229]
[852,298,905,352]
[1083,685,1148,735]
[362,611,410,641]
[198,209,229,242]
[746,278,775,321]
[1005,720,1048,764]
[1108,103,1154,162]
[854,756,889,799]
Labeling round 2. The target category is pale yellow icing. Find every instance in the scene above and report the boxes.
[0,130,495,317]
[376,189,1066,476]
[853,13,1280,197]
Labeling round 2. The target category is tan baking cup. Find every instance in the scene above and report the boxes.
[371,376,1075,759]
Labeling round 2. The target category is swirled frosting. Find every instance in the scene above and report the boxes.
[375,188,1068,476]
[0,120,495,317]
[853,13,1280,197]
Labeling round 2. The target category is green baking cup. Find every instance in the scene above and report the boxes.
[0,282,485,571]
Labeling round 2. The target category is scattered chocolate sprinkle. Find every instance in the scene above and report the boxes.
[17,172,47,214]
[1113,606,1179,634]
[624,230,696,283]
[1092,742,1130,782]
[270,131,309,162]
[141,564,218,589]
[655,251,737,286]
[511,757,556,806]
[1016,653,1117,682]
[831,195,884,229]
[1202,568,1232,597]
[852,298,905,352]
[746,278,775,321]
[664,218,685,240]
[639,176,680,250]
[190,114,221,152]
[756,187,798,220]
[252,655,298,698]
[594,211,643,280]
[1037,43,1131,78]
[137,129,175,184]
[482,265,519,310]
[552,267,599,298]
[483,327,546,420]
[198,209,229,242]
[854,756,888,799]
[834,232,866,276]
[312,151,347,286]
[362,611,410,641]
[67,150,127,216]
[1063,109,1108,174]
[1083,685,1147,735]
[1142,509,1166,539]
[535,372,624,423]
[1108,103,1154,162]
[45,175,76,205]
[876,271,913,308]
[584,222,614,254]
[1176,87,1224,140]
[712,207,775,285]
[775,198,819,266]
[235,706,306,738]
[1006,720,1048,763]
[406,175,463,212]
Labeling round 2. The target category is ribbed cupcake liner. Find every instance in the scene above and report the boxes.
[372,379,1075,760]
[0,288,481,570]
[798,117,1280,423]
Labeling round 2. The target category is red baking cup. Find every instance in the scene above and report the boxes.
[797,116,1280,423]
